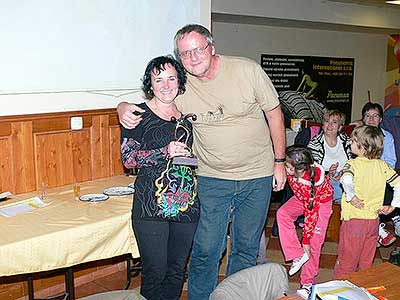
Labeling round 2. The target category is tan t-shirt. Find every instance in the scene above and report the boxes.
[176,55,280,180]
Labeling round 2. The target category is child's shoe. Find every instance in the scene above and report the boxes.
[378,223,396,247]
[392,215,400,237]
[301,283,312,292]
[289,252,310,276]
[297,283,312,298]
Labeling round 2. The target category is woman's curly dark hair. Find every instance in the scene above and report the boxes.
[142,55,187,100]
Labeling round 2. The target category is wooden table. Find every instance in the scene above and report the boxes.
[0,175,139,300]
[279,262,400,299]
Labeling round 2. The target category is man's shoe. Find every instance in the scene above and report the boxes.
[271,221,279,237]
[392,215,400,237]
[389,247,400,266]
[289,252,309,276]
[378,223,396,247]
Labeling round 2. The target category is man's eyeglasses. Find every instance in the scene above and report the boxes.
[364,113,381,119]
[179,44,210,59]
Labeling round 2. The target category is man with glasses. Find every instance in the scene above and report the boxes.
[361,102,399,247]
[117,24,286,300]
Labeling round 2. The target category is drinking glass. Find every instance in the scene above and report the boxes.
[40,182,47,200]
[73,182,81,200]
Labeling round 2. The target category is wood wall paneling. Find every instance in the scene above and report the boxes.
[0,137,12,193]
[0,108,124,195]
[0,109,125,300]
[90,115,111,179]
[11,122,36,194]
[72,129,92,182]
[109,125,125,176]
[0,123,11,137]
[34,131,75,188]
[33,117,92,133]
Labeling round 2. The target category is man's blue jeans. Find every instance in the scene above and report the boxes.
[188,175,273,300]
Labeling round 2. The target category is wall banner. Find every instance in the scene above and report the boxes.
[384,34,400,116]
[261,54,354,125]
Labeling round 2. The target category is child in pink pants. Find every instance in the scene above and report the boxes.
[277,145,333,288]
[333,125,400,278]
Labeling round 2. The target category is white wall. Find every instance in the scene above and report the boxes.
[0,0,211,116]
[213,21,387,121]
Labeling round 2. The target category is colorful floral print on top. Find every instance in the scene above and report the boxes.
[120,102,199,223]
[155,161,197,218]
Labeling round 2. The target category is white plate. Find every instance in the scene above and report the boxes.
[79,193,109,203]
[103,186,134,196]
[0,191,12,200]
[128,182,135,190]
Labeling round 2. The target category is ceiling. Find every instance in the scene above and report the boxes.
[212,13,400,34]
[327,0,400,7]
[212,13,399,34]
[212,0,400,34]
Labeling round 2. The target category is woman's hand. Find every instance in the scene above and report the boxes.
[331,170,343,181]
[378,205,395,215]
[168,141,189,158]
[328,162,339,178]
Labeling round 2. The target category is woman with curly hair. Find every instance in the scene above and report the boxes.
[120,55,199,300]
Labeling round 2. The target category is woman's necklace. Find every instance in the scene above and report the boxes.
[150,100,181,121]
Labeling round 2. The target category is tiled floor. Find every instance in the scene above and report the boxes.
[75,202,400,299]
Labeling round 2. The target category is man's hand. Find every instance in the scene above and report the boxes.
[117,102,145,129]
[350,195,364,209]
[378,205,395,215]
[349,120,363,127]
[273,162,287,191]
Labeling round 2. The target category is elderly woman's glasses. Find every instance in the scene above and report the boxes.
[364,113,380,119]
[179,44,210,59]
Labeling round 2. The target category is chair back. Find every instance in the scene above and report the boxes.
[209,263,289,300]
[79,290,147,300]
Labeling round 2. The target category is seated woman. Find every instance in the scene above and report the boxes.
[362,102,398,245]
[308,110,352,203]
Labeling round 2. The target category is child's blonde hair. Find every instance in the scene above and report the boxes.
[351,125,384,159]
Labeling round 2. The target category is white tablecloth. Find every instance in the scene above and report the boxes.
[0,176,138,276]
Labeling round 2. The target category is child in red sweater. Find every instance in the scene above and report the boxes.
[277,145,333,288]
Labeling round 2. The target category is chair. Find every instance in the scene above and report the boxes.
[79,290,146,300]
[209,263,289,300]
[382,115,400,169]
[124,255,142,289]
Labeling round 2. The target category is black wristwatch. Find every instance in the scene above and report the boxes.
[274,158,286,163]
